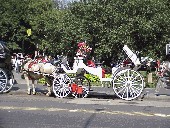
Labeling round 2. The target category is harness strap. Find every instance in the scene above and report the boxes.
[28,62,36,69]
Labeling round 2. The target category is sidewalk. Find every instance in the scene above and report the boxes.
[11,71,170,101]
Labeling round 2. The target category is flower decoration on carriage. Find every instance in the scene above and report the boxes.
[77,42,92,58]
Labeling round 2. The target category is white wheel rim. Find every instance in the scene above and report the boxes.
[3,70,14,93]
[52,74,71,98]
[113,69,144,100]
[0,69,7,93]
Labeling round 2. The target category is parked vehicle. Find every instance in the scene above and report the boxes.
[0,41,14,93]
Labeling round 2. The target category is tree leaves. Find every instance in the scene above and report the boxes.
[0,0,169,63]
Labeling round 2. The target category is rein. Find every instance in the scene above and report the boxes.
[28,62,36,69]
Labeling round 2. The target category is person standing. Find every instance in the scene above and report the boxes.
[14,54,19,72]
[42,56,47,63]
[156,59,160,74]
[48,56,54,65]
[146,61,151,74]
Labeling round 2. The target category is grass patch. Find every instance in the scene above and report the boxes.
[139,71,157,88]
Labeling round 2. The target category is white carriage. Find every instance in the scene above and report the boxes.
[52,44,145,101]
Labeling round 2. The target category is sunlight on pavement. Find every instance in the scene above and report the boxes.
[0,106,169,118]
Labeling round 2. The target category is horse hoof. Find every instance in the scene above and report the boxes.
[27,92,31,95]
[46,92,51,97]
[32,92,36,95]
[27,88,31,95]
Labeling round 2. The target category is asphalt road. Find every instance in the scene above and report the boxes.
[0,108,170,128]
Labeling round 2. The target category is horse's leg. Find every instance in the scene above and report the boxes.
[44,76,52,96]
[24,73,31,95]
[46,82,51,96]
[32,79,36,95]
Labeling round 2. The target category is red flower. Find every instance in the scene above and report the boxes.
[78,42,86,48]
[77,42,92,57]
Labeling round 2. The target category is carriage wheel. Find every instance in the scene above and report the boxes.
[3,70,14,93]
[72,76,90,98]
[0,68,8,93]
[52,74,71,98]
[113,68,144,100]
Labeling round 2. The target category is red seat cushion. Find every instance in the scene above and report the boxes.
[87,60,95,68]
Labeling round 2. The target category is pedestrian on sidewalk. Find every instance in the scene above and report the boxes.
[42,56,47,63]
[146,61,151,74]
[155,58,160,74]
[48,56,54,65]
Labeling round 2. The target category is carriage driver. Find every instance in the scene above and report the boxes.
[48,56,54,65]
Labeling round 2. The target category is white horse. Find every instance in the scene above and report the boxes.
[22,58,56,96]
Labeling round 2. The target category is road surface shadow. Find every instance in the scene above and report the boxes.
[155,93,170,97]
[7,87,167,101]
[87,92,118,99]
[10,87,20,91]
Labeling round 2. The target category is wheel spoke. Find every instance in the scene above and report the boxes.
[130,86,139,95]
[117,86,126,94]
[0,79,7,80]
[132,74,140,81]
[114,83,124,85]
[117,74,126,81]
[122,88,126,98]
[126,87,128,99]
[122,73,127,81]
[131,71,135,78]
[116,79,124,83]
[131,84,142,86]
[127,70,130,81]
[130,86,139,97]
[131,85,141,93]
[129,87,133,97]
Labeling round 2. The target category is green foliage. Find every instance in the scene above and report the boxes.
[66,73,72,76]
[103,66,112,74]
[61,0,169,64]
[1,0,169,62]
[139,71,157,88]
[0,0,55,54]
[38,78,46,84]
[84,74,100,82]
[105,74,111,78]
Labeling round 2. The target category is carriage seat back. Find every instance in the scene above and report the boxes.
[87,60,105,78]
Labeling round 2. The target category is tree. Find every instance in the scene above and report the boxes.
[0,0,55,55]
[58,0,169,66]
[2,0,169,64]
